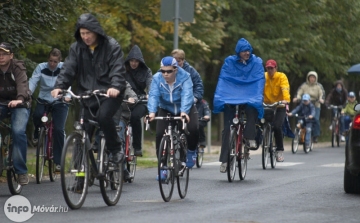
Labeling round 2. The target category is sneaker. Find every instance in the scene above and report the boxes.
[55,165,61,172]
[276,151,284,162]
[156,170,167,181]
[134,149,143,157]
[329,125,333,130]
[220,162,227,173]
[246,139,257,149]
[341,135,345,142]
[70,177,84,193]
[186,149,197,168]
[313,136,318,143]
[18,174,29,185]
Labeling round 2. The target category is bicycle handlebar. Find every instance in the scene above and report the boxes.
[263,101,285,108]
[328,105,343,109]
[60,89,108,100]
[0,101,30,109]
[145,115,189,135]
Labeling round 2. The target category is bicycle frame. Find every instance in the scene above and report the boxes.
[231,105,245,159]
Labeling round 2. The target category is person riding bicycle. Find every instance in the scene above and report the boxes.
[124,45,152,157]
[0,42,31,185]
[293,71,324,143]
[341,91,357,135]
[263,59,290,162]
[287,94,315,150]
[196,99,211,150]
[213,38,265,173]
[29,48,71,172]
[51,13,126,166]
[325,80,348,141]
[147,56,199,175]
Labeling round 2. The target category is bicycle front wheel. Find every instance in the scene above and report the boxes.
[262,124,270,169]
[60,132,89,210]
[196,146,204,168]
[126,133,136,183]
[177,141,189,199]
[237,128,247,180]
[292,128,300,154]
[227,129,237,182]
[270,134,277,169]
[331,121,336,147]
[7,169,22,195]
[158,136,175,202]
[36,128,46,184]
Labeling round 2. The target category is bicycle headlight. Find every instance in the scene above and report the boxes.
[233,117,239,125]
[260,118,265,124]
[41,116,48,123]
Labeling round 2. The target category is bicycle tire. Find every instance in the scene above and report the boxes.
[196,145,204,168]
[331,121,336,147]
[303,138,310,154]
[7,169,22,195]
[238,128,247,180]
[126,132,136,183]
[49,132,57,182]
[227,129,237,182]
[262,124,270,169]
[36,128,46,184]
[99,150,123,206]
[270,133,277,168]
[158,136,174,202]
[60,132,89,210]
[292,128,299,154]
[336,121,340,147]
[177,135,189,199]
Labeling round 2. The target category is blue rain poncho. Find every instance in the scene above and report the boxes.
[213,38,265,118]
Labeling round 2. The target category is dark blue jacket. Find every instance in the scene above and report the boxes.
[182,60,204,101]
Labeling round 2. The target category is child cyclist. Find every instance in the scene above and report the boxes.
[341,91,358,134]
[287,94,315,150]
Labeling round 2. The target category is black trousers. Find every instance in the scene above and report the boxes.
[155,106,199,156]
[273,107,286,151]
[130,103,148,151]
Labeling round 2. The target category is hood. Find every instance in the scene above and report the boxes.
[306,71,318,84]
[74,13,106,42]
[125,45,147,68]
[333,80,344,88]
[235,38,253,54]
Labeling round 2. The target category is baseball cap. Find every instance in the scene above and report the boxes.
[302,94,310,101]
[265,59,277,68]
[160,56,178,67]
[0,42,12,53]
[348,91,355,97]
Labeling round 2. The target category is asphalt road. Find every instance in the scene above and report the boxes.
[1,142,360,223]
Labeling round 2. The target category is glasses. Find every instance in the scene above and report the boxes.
[160,69,174,74]
[0,53,10,57]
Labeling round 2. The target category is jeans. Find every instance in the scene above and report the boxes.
[341,115,352,133]
[0,105,30,174]
[303,120,313,146]
[33,99,69,165]
[118,119,126,146]
[130,104,147,151]
[219,104,258,163]
[312,107,321,137]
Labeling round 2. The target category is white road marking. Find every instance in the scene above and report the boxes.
[320,163,344,167]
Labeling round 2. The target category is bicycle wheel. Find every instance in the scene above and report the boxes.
[331,121,336,147]
[177,140,189,199]
[60,132,89,210]
[227,129,237,182]
[7,169,22,195]
[36,128,46,184]
[196,145,204,168]
[292,128,299,154]
[126,132,136,183]
[262,124,270,169]
[238,129,247,180]
[303,133,310,153]
[270,133,277,168]
[49,134,57,182]
[158,136,175,202]
[100,150,123,206]
[336,121,340,147]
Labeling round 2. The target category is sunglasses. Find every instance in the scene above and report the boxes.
[160,69,174,74]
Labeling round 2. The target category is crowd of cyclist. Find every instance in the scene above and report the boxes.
[0,13,357,188]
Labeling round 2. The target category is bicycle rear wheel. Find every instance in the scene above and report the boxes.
[227,129,237,182]
[292,128,299,154]
[36,128,46,184]
[262,124,270,169]
[61,132,89,210]
[100,150,123,206]
[196,146,204,168]
[238,129,247,180]
[158,136,175,202]
[270,134,277,168]
[7,168,22,195]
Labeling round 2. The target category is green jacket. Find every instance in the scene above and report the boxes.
[341,100,358,117]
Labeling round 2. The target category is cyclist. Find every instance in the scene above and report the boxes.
[213,38,265,173]
[325,80,348,142]
[263,59,290,162]
[288,94,315,151]
[29,48,71,172]
[124,45,152,157]
[0,42,31,185]
[341,91,357,134]
[147,56,199,175]
[51,13,126,166]
[293,71,324,143]
[196,99,211,150]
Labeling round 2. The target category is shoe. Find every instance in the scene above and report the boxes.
[276,151,284,162]
[186,149,197,168]
[134,149,143,157]
[123,169,130,182]
[70,177,84,193]
[296,123,301,129]
[18,174,29,185]
[109,150,125,164]
[313,137,318,143]
[220,162,227,173]
[341,136,345,142]
[32,138,38,146]
[246,139,257,150]
[156,170,167,181]
[329,125,332,130]
[55,165,61,172]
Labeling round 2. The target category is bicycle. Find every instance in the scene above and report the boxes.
[0,102,29,195]
[145,114,189,202]
[262,101,283,170]
[196,117,209,168]
[227,104,251,182]
[121,98,147,183]
[291,114,313,154]
[329,105,342,147]
[35,99,68,184]
[59,89,123,209]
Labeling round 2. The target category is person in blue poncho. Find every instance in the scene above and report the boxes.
[213,38,265,173]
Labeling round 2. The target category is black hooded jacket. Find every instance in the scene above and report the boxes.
[124,45,152,96]
[55,13,126,95]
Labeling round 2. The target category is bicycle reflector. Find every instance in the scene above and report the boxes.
[41,116,48,122]
[352,115,360,130]
[233,117,239,124]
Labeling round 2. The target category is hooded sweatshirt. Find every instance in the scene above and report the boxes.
[325,80,348,107]
[295,71,324,108]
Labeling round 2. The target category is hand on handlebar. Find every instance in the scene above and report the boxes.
[107,88,119,98]
[8,100,23,108]
[181,112,190,123]
[51,88,62,98]
[146,113,155,122]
